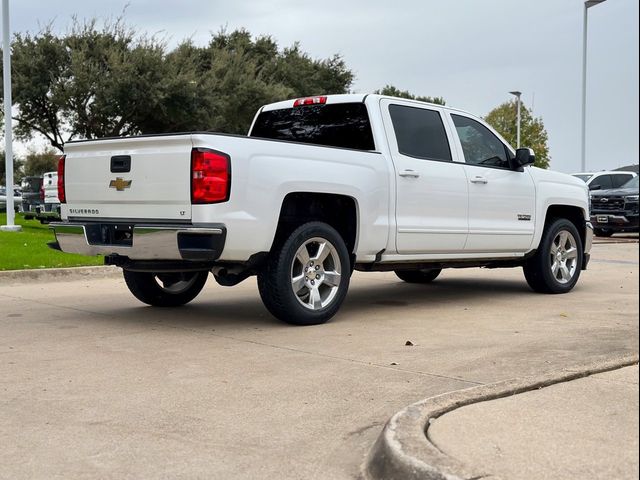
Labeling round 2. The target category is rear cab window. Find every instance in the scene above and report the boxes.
[250,103,375,151]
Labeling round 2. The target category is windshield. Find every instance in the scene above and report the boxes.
[622,176,639,189]
[572,174,593,182]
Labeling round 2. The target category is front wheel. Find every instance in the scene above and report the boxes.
[257,222,351,325]
[523,218,583,294]
[123,270,209,307]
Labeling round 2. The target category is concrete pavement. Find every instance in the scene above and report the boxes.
[429,365,639,480]
[0,242,638,479]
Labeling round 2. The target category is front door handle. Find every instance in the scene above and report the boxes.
[470,176,488,184]
[399,169,420,178]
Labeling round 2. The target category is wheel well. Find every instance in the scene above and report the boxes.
[273,192,358,254]
[545,205,587,246]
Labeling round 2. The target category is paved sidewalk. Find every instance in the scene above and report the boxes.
[429,365,639,480]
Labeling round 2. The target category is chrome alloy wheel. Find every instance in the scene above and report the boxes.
[549,230,578,284]
[290,237,342,310]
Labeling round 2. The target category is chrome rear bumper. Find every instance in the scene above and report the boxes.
[50,222,226,261]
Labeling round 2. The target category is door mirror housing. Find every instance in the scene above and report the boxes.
[514,148,535,168]
[589,184,601,191]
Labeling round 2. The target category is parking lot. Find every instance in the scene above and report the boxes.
[1,240,638,480]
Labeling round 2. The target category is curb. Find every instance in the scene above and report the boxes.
[0,265,120,284]
[363,353,640,480]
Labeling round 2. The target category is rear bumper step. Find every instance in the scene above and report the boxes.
[49,222,226,261]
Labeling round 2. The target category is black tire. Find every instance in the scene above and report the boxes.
[257,221,351,326]
[594,228,614,238]
[395,269,442,283]
[523,218,583,294]
[123,270,209,307]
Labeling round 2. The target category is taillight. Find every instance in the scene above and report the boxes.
[40,185,45,202]
[293,96,327,107]
[57,155,66,203]
[191,148,230,204]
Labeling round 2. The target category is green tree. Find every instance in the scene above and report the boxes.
[153,29,353,135]
[7,21,355,149]
[23,147,59,177]
[10,19,170,151]
[375,84,445,105]
[0,151,25,185]
[484,100,550,169]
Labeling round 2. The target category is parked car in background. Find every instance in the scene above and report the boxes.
[35,171,61,223]
[572,170,637,191]
[18,176,44,220]
[0,186,23,213]
[590,176,639,237]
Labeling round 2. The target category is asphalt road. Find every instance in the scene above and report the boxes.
[1,242,638,480]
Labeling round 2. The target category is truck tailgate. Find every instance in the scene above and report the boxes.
[63,135,193,221]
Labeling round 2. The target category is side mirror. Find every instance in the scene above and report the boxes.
[589,184,601,191]
[514,148,535,167]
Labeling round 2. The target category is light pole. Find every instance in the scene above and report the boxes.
[509,91,522,148]
[1,0,21,231]
[581,0,607,172]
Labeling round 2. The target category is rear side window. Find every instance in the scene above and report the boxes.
[250,103,375,151]
[388,105,452,161]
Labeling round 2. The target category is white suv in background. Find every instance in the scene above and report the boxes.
[36,171,62,222]
[572,171,637,191]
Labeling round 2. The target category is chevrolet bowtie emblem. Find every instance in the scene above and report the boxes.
[109,177,132,191]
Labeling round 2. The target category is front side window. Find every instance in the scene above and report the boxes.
[388,105,452,161]
[452,114,510,169]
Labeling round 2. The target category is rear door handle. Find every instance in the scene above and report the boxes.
[399,169,420,178]
[470,176,488,184]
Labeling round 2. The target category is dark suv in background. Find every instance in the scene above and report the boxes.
[590,176,639,237]
[18,176,44,220]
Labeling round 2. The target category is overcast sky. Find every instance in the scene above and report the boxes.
[7,0,639,173]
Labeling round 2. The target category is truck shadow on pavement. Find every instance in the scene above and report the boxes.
[103,276,534,328]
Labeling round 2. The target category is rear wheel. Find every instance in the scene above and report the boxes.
[523,218,583,294]
[123,270,209,307]
[594,228,614,238]
[258,221,350,326]
[395,269,442,283]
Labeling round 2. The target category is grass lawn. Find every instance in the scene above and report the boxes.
[0,212,103,271]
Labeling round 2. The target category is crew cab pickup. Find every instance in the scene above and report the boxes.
[50,94,592,325]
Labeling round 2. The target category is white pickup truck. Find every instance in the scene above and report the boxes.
[50,94,592,325]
